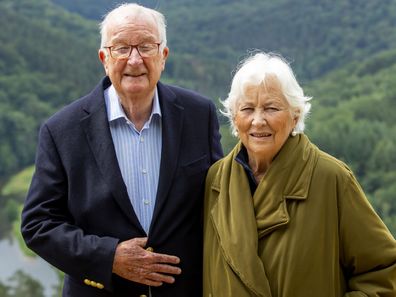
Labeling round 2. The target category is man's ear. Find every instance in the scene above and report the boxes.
[161,47,169,70]
[98,49,109,75]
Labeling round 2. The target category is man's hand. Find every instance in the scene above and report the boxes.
[112,237,181,286]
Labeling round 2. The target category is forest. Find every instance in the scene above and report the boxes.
[0,0,395,295]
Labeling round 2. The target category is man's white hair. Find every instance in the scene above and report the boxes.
[99,3,167,50]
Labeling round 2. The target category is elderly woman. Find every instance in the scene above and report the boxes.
[203,52,396,297]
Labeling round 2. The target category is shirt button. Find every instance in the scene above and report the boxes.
[140,136,144,142]
[143,199,150,205]
[142,169,147,174]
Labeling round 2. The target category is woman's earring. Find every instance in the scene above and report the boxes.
[291,130,297,137]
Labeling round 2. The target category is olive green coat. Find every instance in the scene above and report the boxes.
[203,134,396,297]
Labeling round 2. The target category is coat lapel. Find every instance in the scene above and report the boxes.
[209,135,319,296]
[80,78,144,232]
[254,135,318,237]
[210,143,273,297]
[150,82,184,229]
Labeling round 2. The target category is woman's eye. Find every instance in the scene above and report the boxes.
[240,107,253,111]
[266,107,279,112]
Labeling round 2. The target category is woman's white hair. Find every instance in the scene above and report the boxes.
[222,52,312,136]
[99,3,167,50]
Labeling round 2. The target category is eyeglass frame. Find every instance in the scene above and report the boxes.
[104,42,162,59]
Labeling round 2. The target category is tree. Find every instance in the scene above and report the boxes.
[7,270,45,297]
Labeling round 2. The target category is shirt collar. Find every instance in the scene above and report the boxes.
[104,84,162,123]
[235,145,253,173]
[235,145,258,193]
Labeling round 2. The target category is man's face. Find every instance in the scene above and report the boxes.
[99,15,168,101]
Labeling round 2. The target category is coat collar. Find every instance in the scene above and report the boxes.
[209,134,319,296]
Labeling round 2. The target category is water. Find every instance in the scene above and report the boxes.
[0,238,59,297]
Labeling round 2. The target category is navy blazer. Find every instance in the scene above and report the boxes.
[21,77,223,297]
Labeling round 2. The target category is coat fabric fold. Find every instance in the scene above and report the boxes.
[204,134,396,297]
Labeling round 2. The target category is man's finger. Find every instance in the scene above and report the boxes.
[131,237,148,247]
[150,263,182,275]
[150,252,180,264]
[146,272,176,285]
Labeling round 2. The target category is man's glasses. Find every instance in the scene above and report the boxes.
[104,43,161,59]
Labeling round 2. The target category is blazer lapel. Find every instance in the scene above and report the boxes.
[80,78,144,232]
[150,82,184,228]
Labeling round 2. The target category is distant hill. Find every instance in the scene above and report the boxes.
[51,0,396,95]
[0,1,396,236]
[305,49,396,234]
[0,0,103,177]
[52,0,396,234]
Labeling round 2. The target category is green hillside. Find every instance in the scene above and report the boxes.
[52,0,396,95]
[0,0,395,237]
[0,0,103,177]
[305,49,396,233]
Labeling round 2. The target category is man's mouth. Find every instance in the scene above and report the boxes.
[125,73,145,77]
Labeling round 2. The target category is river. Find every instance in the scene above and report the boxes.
[0,238,59,297]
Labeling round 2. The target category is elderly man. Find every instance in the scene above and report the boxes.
[21,3,222,297]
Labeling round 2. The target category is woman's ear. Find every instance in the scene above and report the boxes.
[292,109,300,126]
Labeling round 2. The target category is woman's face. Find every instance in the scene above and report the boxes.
[234,77,297,164]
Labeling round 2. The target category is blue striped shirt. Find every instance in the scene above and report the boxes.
[104,85,162,234]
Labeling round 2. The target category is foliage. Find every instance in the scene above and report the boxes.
[2,0,396,179]
[0,0,394,233]
[0,0,103,178]
[305,49,396,235]
[0,1,394,294]
[0,165,34,240]
[0,198,19,240]
[1,166,34,198]
[2,270,45,297]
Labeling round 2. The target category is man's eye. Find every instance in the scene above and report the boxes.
[139,45,154,52]
[114,46,130,52]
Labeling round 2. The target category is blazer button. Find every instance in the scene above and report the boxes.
[146,247,154,252]
[96,282,104,289]
[139,295,148,297]
[90,280,97,287]
[83,279,91,285]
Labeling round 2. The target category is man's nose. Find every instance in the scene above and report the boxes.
[127,48,143,63]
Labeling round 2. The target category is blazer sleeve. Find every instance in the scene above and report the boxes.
[338,171,396,296]
[21,123,119,292]
[208,100,223,163]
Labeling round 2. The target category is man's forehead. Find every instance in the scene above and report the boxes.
[107,14,158,36]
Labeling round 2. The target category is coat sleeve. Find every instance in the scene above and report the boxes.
[20,123,119,292]
[338,170,396,296]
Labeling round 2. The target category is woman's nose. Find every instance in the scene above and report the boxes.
[252,111,267,125]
